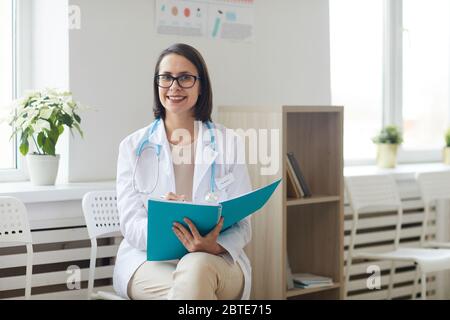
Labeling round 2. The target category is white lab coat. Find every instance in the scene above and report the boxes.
[113,120,252,299]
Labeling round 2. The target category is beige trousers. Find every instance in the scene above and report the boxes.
[128,252,244,300]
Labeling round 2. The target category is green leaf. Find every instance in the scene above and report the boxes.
[73,113,81,124]
[58,125,64,135]
[9,127,19,141]
[37,132,45,148]
[73,122,84,138]
[43,136,56,155]
[372,125,403,145]
[19,139,29,156]
[446,128,450,147]
[47,126,60,145]
[49,112,57,124]
[60,113,73,127]
[20,130,28,144]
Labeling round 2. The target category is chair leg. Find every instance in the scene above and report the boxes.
[88,239,98,300]
[344,257,352,299]
[387,261,395,299]
[25,243,33,300]
[412,267,420,300]
[421,273,427,300]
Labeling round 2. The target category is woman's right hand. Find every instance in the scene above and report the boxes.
[163,192,186,202]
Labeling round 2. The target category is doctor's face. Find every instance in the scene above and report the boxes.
[157,54,201,118]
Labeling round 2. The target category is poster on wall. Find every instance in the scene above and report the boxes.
[155,0,255,42]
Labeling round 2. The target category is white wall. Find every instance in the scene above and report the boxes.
[31,0,69,91]
[23,0,70,183]
[68,0,331,181]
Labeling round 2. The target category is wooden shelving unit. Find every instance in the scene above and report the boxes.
[282,106,344,300]
[218,105,344,300]
[286,283,341,298]
[286,195,341,206]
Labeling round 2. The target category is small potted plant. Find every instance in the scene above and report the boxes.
[372,125,403,168]
[7,88,84,185]
[444,128,450,165]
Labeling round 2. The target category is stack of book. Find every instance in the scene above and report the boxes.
[286,152,311,198]
[292,273,333,289]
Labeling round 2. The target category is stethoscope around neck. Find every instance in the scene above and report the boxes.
[132,118,219,203]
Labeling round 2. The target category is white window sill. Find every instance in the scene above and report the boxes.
[1,163,448,203]
[0,180,116,203]
[344,162,450,180]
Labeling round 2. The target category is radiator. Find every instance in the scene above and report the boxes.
[0,199,121,300]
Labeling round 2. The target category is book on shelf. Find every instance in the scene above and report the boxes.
[286,158,304,198]
[287,152,312,197]
[292,273,333,289]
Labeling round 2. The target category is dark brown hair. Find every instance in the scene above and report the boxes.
[153,43,213,122]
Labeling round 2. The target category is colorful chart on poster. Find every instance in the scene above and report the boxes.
[156,0,255,42]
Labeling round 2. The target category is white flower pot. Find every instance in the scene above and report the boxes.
[27,154,60,185]
[444,147,450,165]
[376,144,398,168]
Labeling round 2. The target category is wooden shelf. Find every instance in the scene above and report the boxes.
[286,195,340,206]
[286,283,341,298]
[218,105,344,299]
[283,106,344,300]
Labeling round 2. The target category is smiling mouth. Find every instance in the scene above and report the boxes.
[167,96,187,102]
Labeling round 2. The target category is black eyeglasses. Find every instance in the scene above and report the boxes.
[155,74,200,89]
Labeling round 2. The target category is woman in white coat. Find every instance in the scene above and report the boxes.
[113,43,252,300]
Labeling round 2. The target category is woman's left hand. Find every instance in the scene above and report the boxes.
[172,217,226,255]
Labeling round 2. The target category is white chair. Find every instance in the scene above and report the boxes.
[416,171,450,248]
[82,190,125,300]
[345,175,450,300]
[0,196,33,299]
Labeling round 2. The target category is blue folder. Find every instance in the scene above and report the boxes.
[147,178,281,261]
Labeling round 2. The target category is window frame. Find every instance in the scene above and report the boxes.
[0,0,30,182]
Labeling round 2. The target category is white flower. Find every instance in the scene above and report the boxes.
[16,108,28,120]
[32,119,51,132]
[27,108,39,119]
[39,107,53,120]
[62,102,74,115]
[16,115,27,128]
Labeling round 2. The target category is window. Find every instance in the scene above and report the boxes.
[402,0,449,151]
[330,0,383,162]
[0,0,15,170]
[330,0,450,164]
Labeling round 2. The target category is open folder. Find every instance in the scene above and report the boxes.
[147,178,281,261]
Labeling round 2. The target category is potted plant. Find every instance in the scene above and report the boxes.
[444,128,450,165]
[7,88,84,185]
[372,125,403,168]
